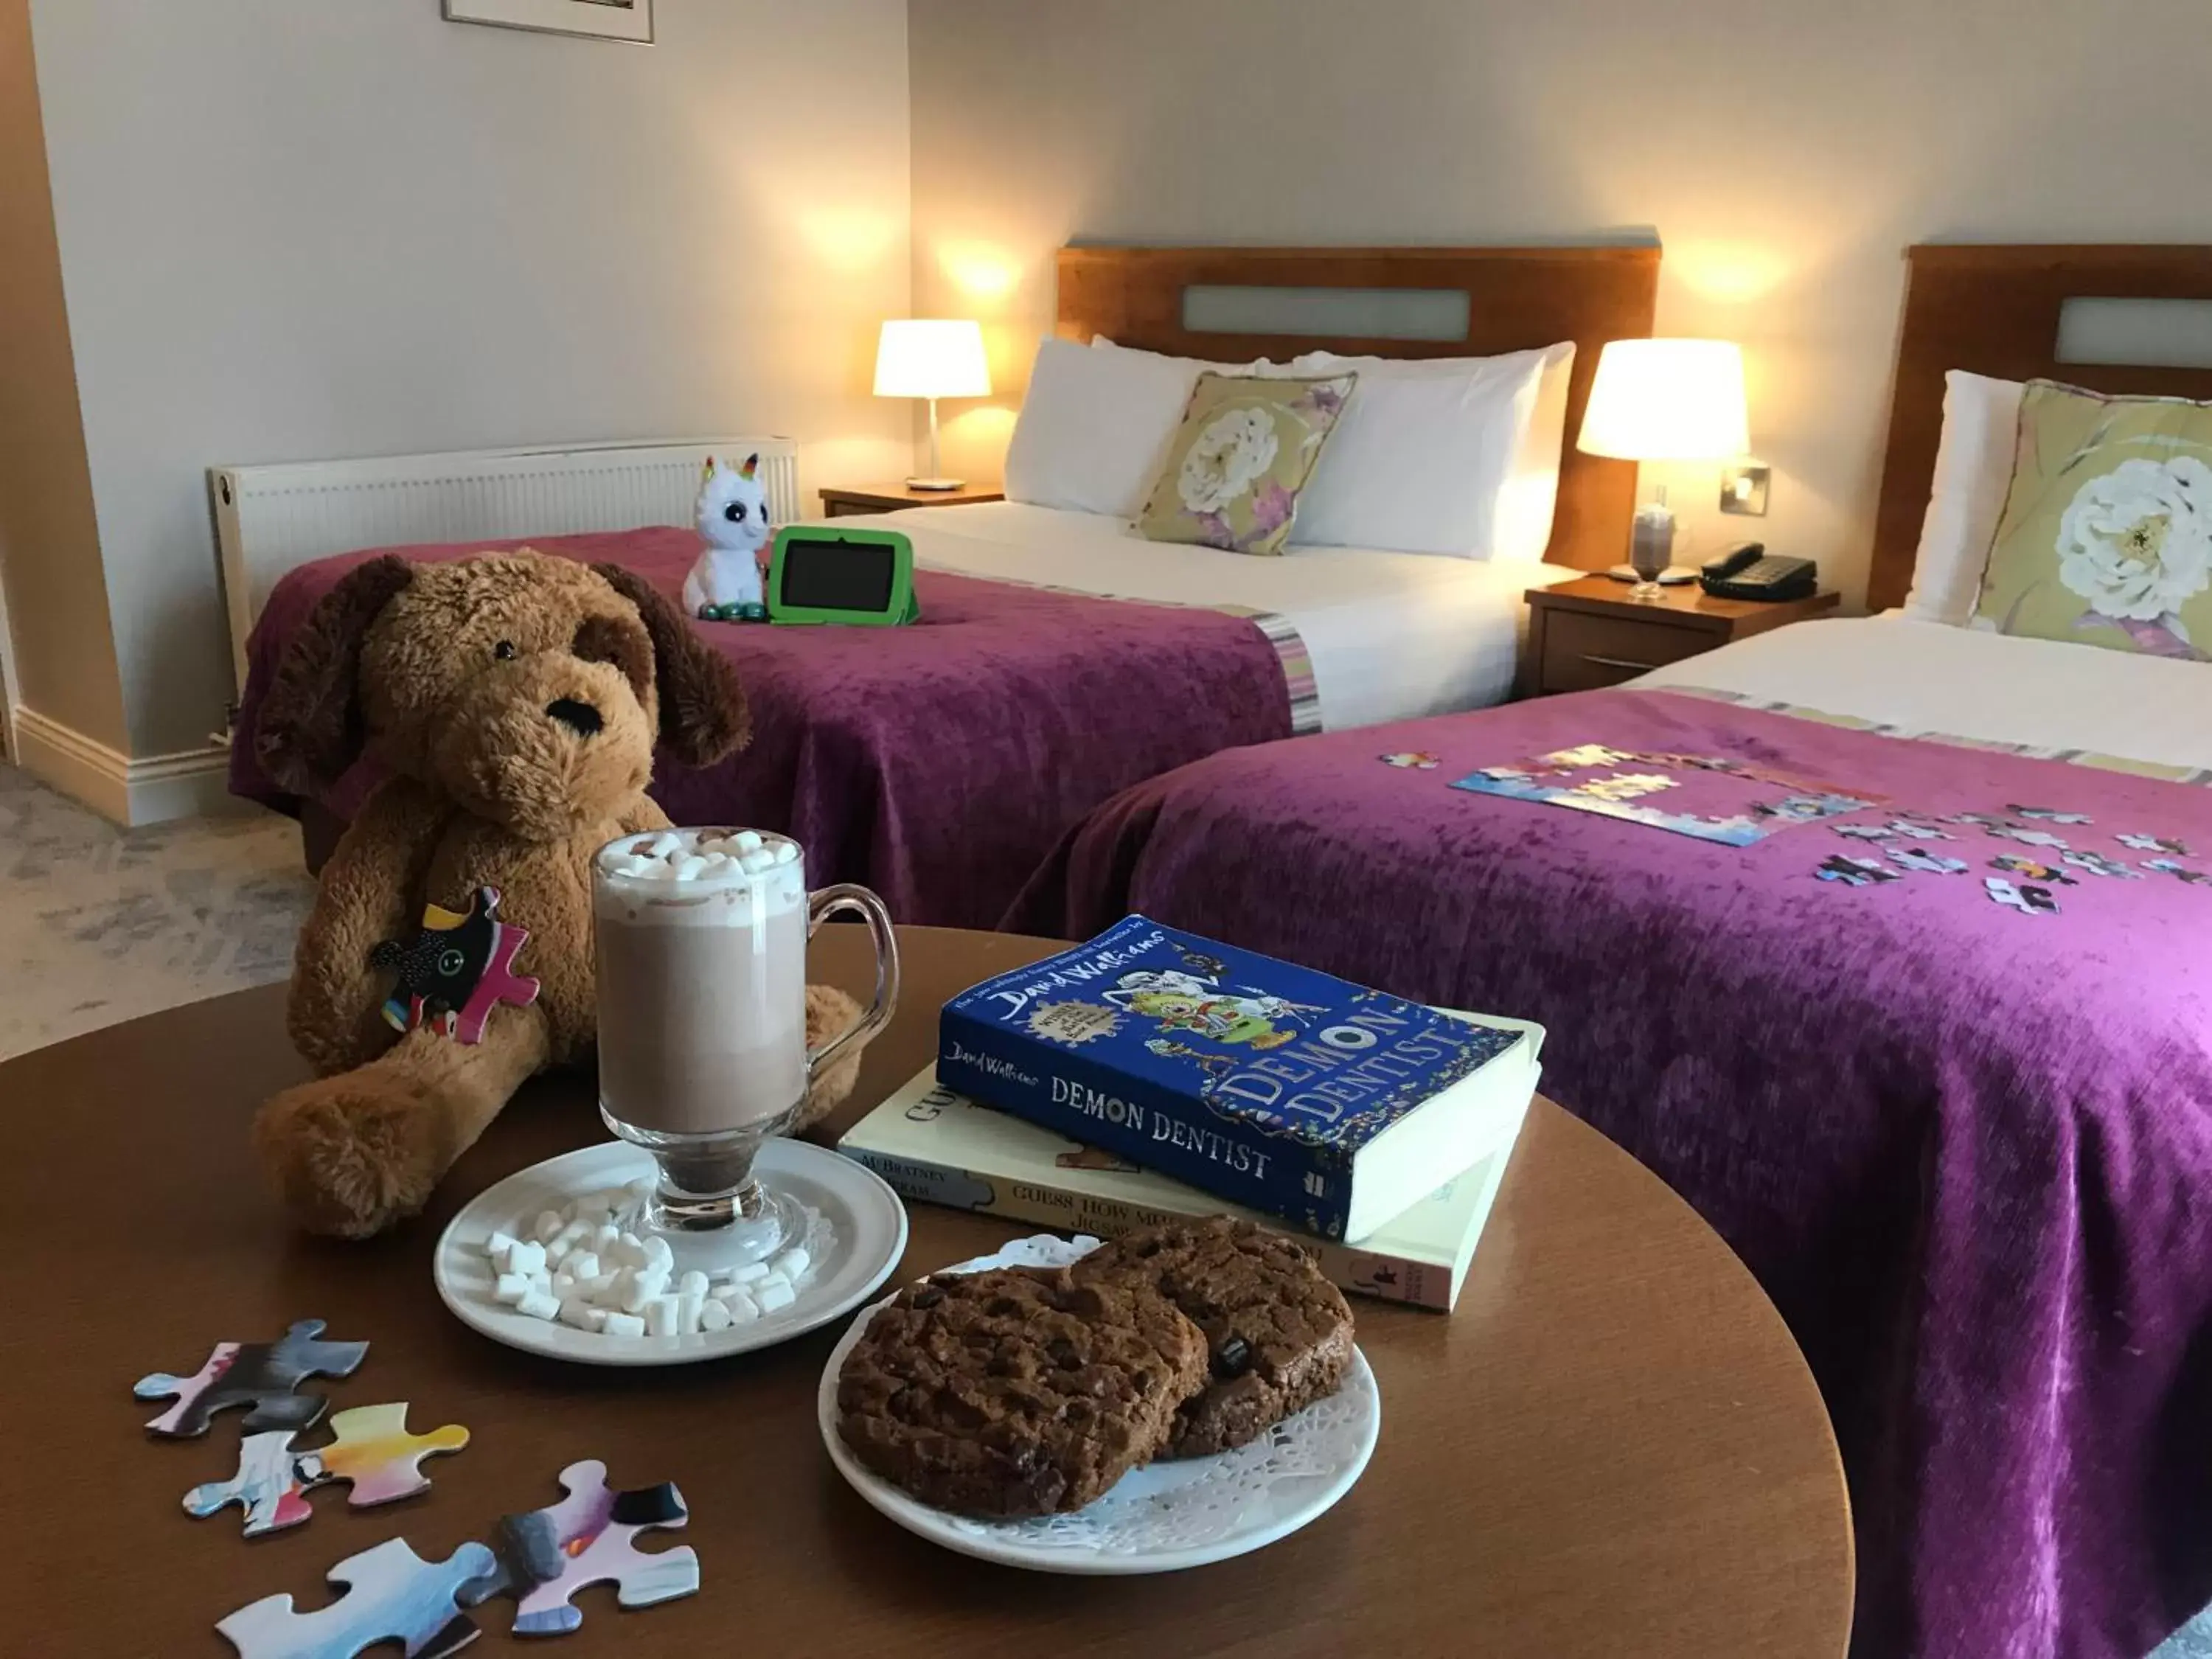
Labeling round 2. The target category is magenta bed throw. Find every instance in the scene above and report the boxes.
[1009,686,2212,1659]
[228,528,1299,927]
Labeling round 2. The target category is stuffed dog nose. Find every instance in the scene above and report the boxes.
[546,698,603,737]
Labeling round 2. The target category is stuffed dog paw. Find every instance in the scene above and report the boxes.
[251,550,869,1237]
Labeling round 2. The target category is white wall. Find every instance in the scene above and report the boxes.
[31,0,912,757]
[908,0,2212,601]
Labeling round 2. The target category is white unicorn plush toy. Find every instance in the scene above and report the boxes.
[683,453,773,622]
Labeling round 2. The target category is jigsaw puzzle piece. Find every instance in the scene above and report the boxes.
[216,1537,495,1659]
[462,1458,700,1636]
[136,1320,368,1438]
[184,1430,319,1537]
[313,1403,470,1509]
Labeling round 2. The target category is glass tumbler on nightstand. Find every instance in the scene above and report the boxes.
[1627,488,1676,602]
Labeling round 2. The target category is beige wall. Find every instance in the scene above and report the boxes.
[29,0,912,757]
[0,0,125,750]
[908,0,2212,602]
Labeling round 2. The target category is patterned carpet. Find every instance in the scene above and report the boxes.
[0,763,314,1061]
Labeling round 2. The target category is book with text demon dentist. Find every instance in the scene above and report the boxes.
[935,916,1542,1241]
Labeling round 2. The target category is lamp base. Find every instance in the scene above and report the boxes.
[1604,563,1697,586]
[903,476,966,493]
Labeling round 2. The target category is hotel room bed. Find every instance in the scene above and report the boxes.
[229,243,1659,927]
[1009,246,2212,1659]
[229,504,1574,926]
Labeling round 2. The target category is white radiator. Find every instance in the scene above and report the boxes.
[209,437,800,695]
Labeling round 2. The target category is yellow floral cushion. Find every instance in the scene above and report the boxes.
[1137,372,1355,555]
[1972,378,2212,658]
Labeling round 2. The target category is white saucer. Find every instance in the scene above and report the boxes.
[818,1235,1381,1574]
[435,1139,908,1367]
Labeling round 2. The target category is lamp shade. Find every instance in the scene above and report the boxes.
[1576,338,1750,462]
[874,319,991,400]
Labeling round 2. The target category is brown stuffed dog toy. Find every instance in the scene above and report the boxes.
[252,550,867,1237]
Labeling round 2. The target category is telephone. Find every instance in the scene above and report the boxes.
[1698,542,1818,601]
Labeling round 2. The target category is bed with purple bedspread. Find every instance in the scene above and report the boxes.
[228,527,1304,927]
[1008,685,2212,1659]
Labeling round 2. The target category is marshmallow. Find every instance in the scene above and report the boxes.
[698,1298,733,1333]
[676,1284,706,1336]
[678,1270,709,1299]
[644,1295,681,1338]
[740,848,775,874]
[772,841,800,866]
[602,1312,645,1339]
[566,1251,600,1283]
[493,1273,532,1306]
[515,1289,561,1321]
[641,832,681,858]
[558,1300,608,1333]
[733,830,765,853]
[755,1276,796,1315]
[592,1221,622,1251]
[552,1270,577,1298]
[487,1231,521,1270]
[611,1232,647,1268]
[586,1271,621,1298]
[614,855,654,879]
[642,1237,675,1272]
[770,1248,810,1281]
[723,1287,761,1324]
[622,1267,670,1314]
[507,1240,547,1276]
[726,1261,770,1285]
[533,1211,565,1243]
[672,855,709,883]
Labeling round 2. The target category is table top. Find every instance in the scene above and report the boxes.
[0,925,1851,1658]
[1530,572,1843,631]
[819,481,1006,509]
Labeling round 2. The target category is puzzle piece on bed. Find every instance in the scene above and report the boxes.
[215,1536,495,1659]
[460,1458,700,1636]
[184,1404,470,1537]
[135,1320,368,1438]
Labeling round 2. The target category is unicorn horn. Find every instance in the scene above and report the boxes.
[700,456,717,482]
[739,453,759,479]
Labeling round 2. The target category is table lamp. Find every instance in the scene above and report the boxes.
[1576,338,1750,600]
[874,319,992,491]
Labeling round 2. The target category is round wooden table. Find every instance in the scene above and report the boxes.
[1,925,1851,1657]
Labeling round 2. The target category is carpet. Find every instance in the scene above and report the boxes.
[0,764,313,1061]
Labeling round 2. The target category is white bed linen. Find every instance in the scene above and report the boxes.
[1635,613,2212,771]
[819,501,1576,729]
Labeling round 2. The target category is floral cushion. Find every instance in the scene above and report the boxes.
[1972,378,2212,659]
[1136,372,1355,555]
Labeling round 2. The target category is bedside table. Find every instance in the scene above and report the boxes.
[818,482,1004,518]
[1522,574,1840,697]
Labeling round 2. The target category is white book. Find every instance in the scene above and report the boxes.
[838,1014,1540,1312]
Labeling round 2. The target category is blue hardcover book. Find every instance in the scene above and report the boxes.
[936,915,1540,1241]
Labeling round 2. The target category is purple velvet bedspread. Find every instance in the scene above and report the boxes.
[1009,687,2212,1659]
[229,528,1295,926]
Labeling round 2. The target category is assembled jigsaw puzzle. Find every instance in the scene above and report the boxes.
[184,1403,470,1537]
[215,1536,495,1659]
[135,1320,368,1438]
[462,1459,700,1636]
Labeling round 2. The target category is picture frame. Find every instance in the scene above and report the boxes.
[443,0,653,44]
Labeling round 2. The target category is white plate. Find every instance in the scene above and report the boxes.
[435,1139,908,1366]
[817,1235,1381,1574]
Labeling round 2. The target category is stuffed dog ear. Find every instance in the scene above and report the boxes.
[591,563,751,768]
[255,555,414,796]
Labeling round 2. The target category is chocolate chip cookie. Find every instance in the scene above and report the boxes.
[835,1267,1208,1517]
[1074,1217,1355,1458]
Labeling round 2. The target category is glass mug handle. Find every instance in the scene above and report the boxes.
[804,883,900,1085]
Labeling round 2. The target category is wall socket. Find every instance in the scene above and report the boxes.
[1720,462,1770,516]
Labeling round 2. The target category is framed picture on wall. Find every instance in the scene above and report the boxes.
[444,0,653,44]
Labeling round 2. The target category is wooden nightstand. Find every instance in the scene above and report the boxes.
[818,482,1004,518]
[1522,574,1841,697]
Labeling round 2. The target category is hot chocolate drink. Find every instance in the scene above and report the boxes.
[594,828,811,1137]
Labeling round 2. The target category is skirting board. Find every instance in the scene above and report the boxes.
[11,707,237,827]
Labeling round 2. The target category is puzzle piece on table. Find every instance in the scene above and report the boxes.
[215,1536,495,1659]
[135,1320,367,1438]
[2145,858,2212,886]
[1885,819,1955,841]
[1985,877,2059,916]
[1991,854,2077,886]
[2009,804,2093,824]
[1832,823,1895,841]
[2062,850,2144,880]
[1888,846,1967,875]
[1378,751,1440,770]
[184,1404,470,1537]
[1986,824,2070,850]
[2118,832,2190,855]
[371,885,540,1046]
[1817,854,1900,887]
[461,1458,700,1637]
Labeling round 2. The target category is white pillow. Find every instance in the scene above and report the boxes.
[1281,344,1574,559]
[1903,370,2025,625]
[1004,338,1254,518]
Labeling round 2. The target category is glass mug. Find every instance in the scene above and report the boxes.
[591,827,899,1270]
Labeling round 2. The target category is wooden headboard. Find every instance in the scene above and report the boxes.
[1869,243,2212,611]
[1055,244,1660,570]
